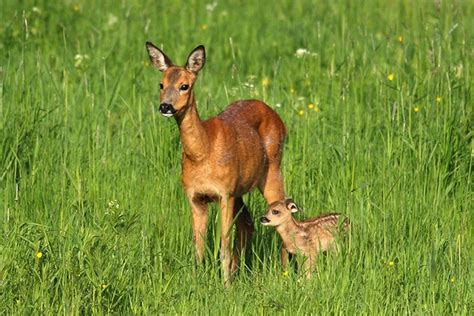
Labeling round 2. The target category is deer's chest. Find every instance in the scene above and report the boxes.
[181,157,231,196]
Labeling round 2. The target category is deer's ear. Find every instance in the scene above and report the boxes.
[285,198,299,213]
[146,42,173,72]
[186,45,206,73]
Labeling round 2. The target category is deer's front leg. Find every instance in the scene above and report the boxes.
[281,246,290,270]
[190,199,209,263]
[220,196,235,287]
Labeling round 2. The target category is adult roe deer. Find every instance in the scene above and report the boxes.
[145,42,287,285]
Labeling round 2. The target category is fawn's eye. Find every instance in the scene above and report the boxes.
[180,84,189,91]
[159,83,164,89]
[272,209,280,215]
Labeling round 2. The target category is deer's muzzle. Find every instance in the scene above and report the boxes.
[159,103,177,117]
[260,216,270,225]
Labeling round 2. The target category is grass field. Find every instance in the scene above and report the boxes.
[1,0,473,314]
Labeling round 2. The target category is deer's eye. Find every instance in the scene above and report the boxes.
[272,209,280,215]
[159,83,164,89]
[180,84,189,91]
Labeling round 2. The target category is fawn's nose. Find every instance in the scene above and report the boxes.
[159,103,176,117]
[260,216,270,224]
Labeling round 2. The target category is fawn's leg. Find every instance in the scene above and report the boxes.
[303,255,314,279]
[220,196,235,287]
[232,197,254,272]
[189,199,209,263]
[281,246,290,270]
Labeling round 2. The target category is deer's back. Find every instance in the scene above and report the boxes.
[292,213,350,255]
[216,99,285,132]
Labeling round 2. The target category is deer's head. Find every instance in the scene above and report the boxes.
[146,42,205,118]
[260,199,299,227]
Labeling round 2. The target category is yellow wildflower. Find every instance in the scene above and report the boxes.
[413,107,420,113]
[435,96,441,103]
[261,77,270,88]
[387,73,395,81]
[290,88,295,95]
[201,24,208,31]
[397,36,404,44]
[282,270,289,277]
[101,284,109,289]
[36,251,43,259]
[298,110,304,116]
[308,103,314,109]
[450,277,455,283]
[73,4,80,12]
[388,261,395,267]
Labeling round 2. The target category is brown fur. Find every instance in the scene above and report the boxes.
[261,199,350,278]
[146,42,287,286]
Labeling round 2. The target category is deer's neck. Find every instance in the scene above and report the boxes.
[175,94,209,161]
[276,218,300,247]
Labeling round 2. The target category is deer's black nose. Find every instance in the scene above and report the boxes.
[159,103,176,117]
[260,216,270,224]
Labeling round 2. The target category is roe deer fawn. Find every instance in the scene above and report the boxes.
[260,199,350,278]
[145,42,287,285]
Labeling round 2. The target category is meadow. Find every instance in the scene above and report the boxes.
[0,0,472,314]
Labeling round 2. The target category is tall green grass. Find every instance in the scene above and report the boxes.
[1,0,472,314]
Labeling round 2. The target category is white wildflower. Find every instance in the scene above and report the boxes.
[107,200,120,209]
[107,14,118,27]
[246,75,257,81]
[295,48,310,58]
[454,64,463,78]
[74,54,89,68]
[206,2,218,13]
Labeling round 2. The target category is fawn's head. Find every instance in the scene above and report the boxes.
[260,199,299,227]
[145,42,205,118]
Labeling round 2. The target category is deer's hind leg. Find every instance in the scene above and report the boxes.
[259,162,285,204]
[258,122,286,204]
[258,150,286,204]
[232,197,254,272]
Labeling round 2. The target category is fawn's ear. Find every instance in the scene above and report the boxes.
[186,45,206,73]
[285,198,299,213]
[146,42,173,72]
